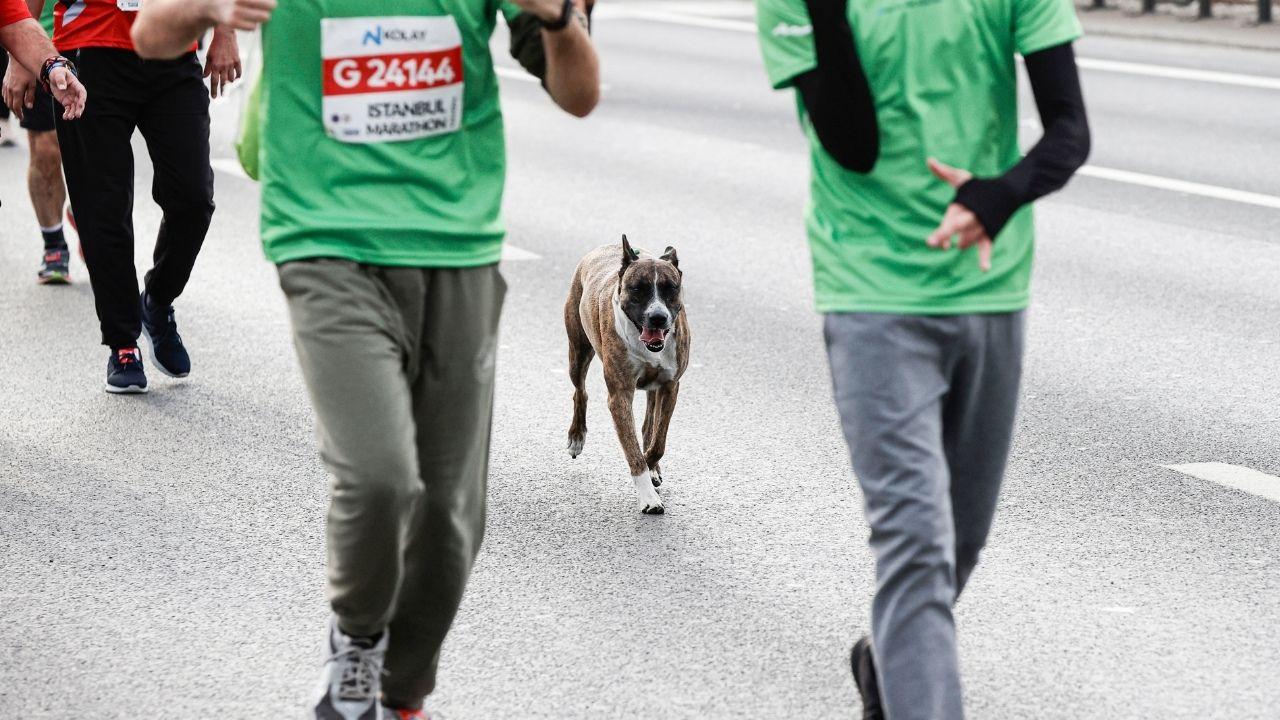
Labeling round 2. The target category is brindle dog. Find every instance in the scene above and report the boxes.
[564,235,691,514]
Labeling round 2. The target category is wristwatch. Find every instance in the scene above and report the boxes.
[539,0,575,31]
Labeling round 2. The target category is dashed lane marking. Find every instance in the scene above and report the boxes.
[1164,462,1280,504]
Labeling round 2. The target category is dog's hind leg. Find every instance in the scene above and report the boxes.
[606,379,664,514]
[565,302,594,459]
[567,341,594,458]
[645,381,680,488]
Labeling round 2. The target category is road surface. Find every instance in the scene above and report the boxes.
[1,2,1278,717]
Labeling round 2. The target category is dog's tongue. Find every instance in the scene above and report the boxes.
[640,327,665,345]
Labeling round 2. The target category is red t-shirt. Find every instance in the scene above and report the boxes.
[54,0,137,52]
[0,0,32,29]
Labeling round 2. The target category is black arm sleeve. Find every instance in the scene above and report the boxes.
[791,0,878,173]
[953,42,1091,239]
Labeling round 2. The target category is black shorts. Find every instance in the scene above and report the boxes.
[19,84,58,133]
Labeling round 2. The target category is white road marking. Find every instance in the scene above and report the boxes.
[1075,57,1280,91]
[210,158,249,180]
[1078,166,1280,211]
[495,66,540,84]
[1164,462,1280,504]
[502,244,541,261]
[598,6,756,33]
[211,159,542,261]
[602,6,1280,92]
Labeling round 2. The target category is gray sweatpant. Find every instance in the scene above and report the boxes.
[279,259,506,708]
[824,311,1025,720]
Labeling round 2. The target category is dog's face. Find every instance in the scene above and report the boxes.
[618,235,682,353]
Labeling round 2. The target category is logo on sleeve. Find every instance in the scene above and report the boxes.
[771,22,812,37]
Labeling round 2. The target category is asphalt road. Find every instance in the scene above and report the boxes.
[2,3,1279,718]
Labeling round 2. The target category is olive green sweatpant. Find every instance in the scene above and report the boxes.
[278,258,506,708]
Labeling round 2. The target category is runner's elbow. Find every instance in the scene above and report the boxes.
[556,84,599,118]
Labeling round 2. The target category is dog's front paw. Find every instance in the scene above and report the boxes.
[567,432,585,459]
[649,464,663,487]
[633,471,665,515]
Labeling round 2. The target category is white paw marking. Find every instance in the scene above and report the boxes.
[568,435,585,459]
[634,471,665,514]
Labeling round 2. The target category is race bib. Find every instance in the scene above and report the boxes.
[321,16,465,144]
[117,0,141,11]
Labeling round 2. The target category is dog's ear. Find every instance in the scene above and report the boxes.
[620,234,639,274]
[659,246,679,269]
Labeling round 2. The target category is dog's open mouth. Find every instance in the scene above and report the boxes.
[639,327,670,352]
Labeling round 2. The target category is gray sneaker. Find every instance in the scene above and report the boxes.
[312,616,387,720]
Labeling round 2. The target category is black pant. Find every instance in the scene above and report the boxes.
[56,48,214,349]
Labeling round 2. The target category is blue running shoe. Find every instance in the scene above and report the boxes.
[106,347,148,394]
[37,246,71,285]
[140,292,191,378]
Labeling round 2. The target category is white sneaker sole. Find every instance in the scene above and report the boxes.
[105,382,148,394]
[143,328,190,379]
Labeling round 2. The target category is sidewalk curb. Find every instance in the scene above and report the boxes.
[1078,7,1280,52]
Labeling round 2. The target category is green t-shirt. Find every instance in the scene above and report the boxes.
[39,1,54,36]
[260,0,507,267]
[756,0,1081,314]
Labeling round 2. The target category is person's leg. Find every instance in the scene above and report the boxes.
[278,259,425,636]
[134,53,214,309]
[380,264,505,710]
[28,129,67,231]
[23,85,71,284]
[825,312,965,720]
[55,49,145,349]
[943,311,1025,597]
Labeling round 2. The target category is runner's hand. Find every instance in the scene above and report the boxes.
[925,157,994,272]
[204,0,277,30]
[203,26,242,99]
[48,67,87,120]
[2,61,37,122]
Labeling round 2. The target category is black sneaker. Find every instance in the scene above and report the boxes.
[851,635,885,720]
[106,347,148,394]
[37,246,71,285]
[140,292,190,378]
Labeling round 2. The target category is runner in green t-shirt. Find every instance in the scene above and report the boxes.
[134,1,598,718]
[757,0,1089,717]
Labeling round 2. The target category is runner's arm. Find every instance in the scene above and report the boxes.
[0,16,85,118]
[507,0,593,87]
[508,0,598,117]
[133,0,275,59]
[952,42,1091,239]
[791,0,877,173]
